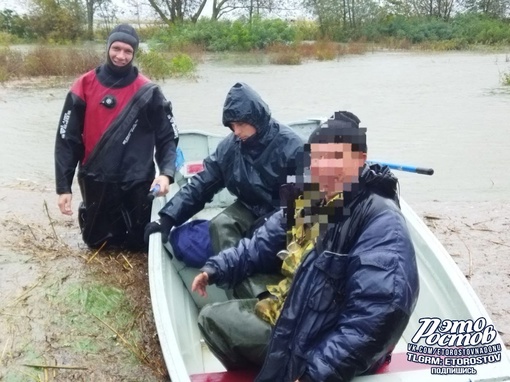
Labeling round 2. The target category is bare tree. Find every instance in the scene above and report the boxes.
[302,0,381,36]
[406,0,456,19]
[146,0,209,24]
[211,0,249,20]
[126,0,143,28]
[464,0,510,16]
[83,0,113,39]
[94,0,117,32]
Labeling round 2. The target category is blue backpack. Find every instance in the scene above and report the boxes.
[169,219,215,268]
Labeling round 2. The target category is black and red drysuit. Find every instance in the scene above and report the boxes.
[55,64,178,250]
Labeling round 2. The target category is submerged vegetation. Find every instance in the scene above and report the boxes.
[0,46,102,82]
[503,55,510,85]
[0,45,197,82]
[503,71,510,85]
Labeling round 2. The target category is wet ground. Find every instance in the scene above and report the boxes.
[413,200,510,350]
[0,184,168,381]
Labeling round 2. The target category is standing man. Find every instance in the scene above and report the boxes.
[192,111,420,381]
[55,24,178,251]
[145,82,303,258]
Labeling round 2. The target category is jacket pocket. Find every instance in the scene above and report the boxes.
[307,251,349,312]
[355,253,397,302]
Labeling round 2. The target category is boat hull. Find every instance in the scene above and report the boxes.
[149,121,510,381]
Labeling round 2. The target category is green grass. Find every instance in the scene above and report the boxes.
[2,346,46,382]
[65,283,135,328]
[56,283,141,359]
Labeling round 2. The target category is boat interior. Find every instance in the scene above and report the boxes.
[148,125,510,382]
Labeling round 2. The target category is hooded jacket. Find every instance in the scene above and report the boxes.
[159,82,303,225]
[202,163,420,382]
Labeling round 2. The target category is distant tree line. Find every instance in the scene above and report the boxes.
[0,0,509,43]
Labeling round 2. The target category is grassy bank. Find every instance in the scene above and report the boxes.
[0,184,167,381]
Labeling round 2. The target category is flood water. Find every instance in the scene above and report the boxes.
[1,51,509,205]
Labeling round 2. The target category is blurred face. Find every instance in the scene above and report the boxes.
[108,41,134,67]
[231,122,257,141]
[310,143,366,198]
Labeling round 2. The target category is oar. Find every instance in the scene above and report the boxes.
[368,160,434,176]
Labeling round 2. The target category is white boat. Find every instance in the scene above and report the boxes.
[148,120,510,382]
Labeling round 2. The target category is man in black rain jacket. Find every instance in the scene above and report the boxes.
[145,82,303,255]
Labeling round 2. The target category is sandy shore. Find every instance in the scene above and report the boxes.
[412,200,510,349]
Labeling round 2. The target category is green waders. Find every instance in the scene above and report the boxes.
[200,201,282,370]
[208,200,284,299]
[198,298,271,370]
[209,200,257,254]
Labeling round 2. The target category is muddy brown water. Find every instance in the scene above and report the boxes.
[0,51,509,380]
[1,51,510,202]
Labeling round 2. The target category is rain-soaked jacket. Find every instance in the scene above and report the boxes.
[202,164,420,382]
[159,82,303,225]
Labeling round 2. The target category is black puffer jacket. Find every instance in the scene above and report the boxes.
[159,82,303,225]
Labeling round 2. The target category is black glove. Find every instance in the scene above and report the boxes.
[144,215,174,244]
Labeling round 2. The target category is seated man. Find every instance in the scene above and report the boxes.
[191,111,420,382]
[145,82,303,257]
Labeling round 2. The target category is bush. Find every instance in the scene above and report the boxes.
[137,49,197,80]
[23,46,101,76]
[502,71,510,86]
[359,14,510,47]
[268,44,302,65]
[137,49,172,80]
[0,47,23,81]
[151,18,298,53]
[293,19,320,42]
[0,32,19,45]
[314,40,338,61]
[0,45,101,81]
[168,53,196,77]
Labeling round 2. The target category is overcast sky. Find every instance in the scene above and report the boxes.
[2,0,26,13]
[1,0,216,18]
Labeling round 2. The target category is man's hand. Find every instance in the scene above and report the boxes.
[150,175,172,196]
[144,216,173,244]
[58,193,73,215]
[191,272,209,298]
